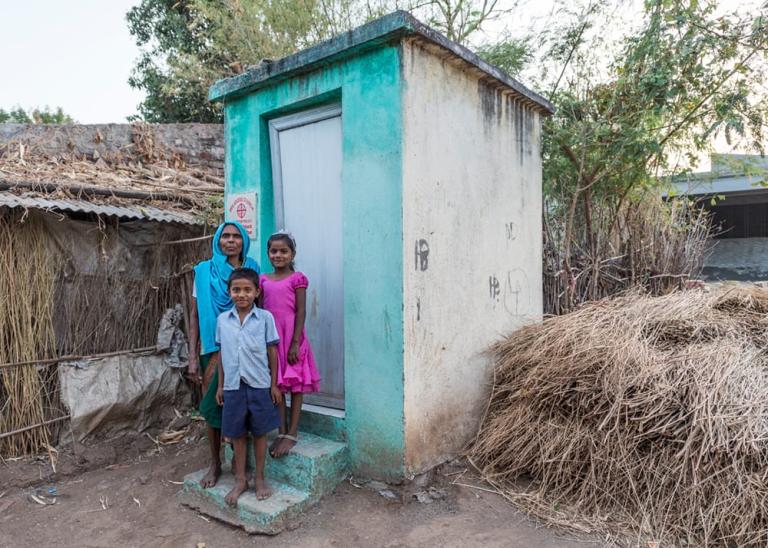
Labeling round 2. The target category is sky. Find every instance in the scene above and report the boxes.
[0,0,759,134]
[0,1,144,123]
[0,0,621,123]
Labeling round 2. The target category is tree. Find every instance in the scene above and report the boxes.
[416,0,517,43]
[126,0,377,122]
[125,0,510,122]
[126,0,217,122]
[0,107,30,124]
[476,35,530,77]
[536,0,768,312]
[0,106,75,124]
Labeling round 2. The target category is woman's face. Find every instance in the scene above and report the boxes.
[219,225,244,258]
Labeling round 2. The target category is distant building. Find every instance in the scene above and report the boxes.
[669,154,768,281]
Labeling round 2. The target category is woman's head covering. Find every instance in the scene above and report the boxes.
[211,220,252,262]
[194,221,260,354]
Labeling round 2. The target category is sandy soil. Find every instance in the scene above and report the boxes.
[0,425,597,548]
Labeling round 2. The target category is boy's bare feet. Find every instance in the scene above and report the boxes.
[200,463,221,488]
[224,477,248,506]
[254,476,273,500]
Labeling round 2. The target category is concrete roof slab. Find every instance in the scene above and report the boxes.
[208,11,554,114]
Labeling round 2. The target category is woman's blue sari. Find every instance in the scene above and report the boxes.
[193,221,260,354]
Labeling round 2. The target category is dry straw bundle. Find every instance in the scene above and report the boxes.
[470,287,768,545]
[0,212,58,457]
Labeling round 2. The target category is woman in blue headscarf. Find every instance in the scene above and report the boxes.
[188,221,260,488]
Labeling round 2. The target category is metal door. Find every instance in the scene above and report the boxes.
[269,105,344,409]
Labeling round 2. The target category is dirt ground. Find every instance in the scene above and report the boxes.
[0,425,597,548]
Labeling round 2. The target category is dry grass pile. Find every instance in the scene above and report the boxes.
[0,212,59,457]
[470,286,768,545]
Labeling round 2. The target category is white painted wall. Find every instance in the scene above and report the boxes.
[401,39,544,475]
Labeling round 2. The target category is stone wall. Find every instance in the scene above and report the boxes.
[0,123,224,173]
[703,238,768,281]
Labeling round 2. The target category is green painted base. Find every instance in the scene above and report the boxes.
[223,431,349,497]
[299,408,346,442]
[180,469,309,535]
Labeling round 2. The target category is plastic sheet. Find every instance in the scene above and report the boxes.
[59,352,190,440]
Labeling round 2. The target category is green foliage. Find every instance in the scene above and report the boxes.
[0,107,30,124]
[548,1,766,193]
[126,0,220,122]
[126,0,389,122]
[540,0,768,310]
[476,36,531,77]
[126,0,507,122]
[0,106,74,124]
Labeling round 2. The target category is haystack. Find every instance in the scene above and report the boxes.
[469,287,768,545]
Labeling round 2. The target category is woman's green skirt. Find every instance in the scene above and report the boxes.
[198,353,222,429]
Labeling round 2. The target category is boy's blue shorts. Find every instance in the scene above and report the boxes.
[221,380,279,438]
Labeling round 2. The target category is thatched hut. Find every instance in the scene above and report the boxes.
[0,123,223,456]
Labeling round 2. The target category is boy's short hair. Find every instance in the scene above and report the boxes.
[227,267,260,289]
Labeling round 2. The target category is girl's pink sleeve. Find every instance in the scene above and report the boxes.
[293,272,309,289]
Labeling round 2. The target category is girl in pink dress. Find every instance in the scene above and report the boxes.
[260,232,321,457]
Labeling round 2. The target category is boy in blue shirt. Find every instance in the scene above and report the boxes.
[214,267,281,505]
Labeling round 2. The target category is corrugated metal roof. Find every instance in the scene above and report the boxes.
[0,193,201,225]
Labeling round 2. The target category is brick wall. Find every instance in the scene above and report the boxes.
[0,123,224,173]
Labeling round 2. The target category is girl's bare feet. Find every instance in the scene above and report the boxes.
[224,477,247,506]
[254,476,273,500]
[272,435,297,458]
[269,435,283,458]
[200,463,221,488]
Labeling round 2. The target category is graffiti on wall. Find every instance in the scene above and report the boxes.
[489,269,529,316]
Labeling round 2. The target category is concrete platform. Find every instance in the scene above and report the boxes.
[263,432,349,495]
[180,469,310,535]
[181,431,349,534]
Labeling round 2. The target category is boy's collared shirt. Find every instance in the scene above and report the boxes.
[215,305,279,390]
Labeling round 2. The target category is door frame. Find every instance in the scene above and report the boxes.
[267,103,345,410]
[268,103,342,231]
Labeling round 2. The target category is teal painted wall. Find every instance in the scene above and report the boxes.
[223,45,405,479]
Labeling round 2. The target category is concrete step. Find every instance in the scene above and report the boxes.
[225,431,349,496]
[299,405,346,442]
[180,468,310,535]
[182,431,349,535]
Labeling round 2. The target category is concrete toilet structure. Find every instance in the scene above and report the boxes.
[182,11,551,532]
